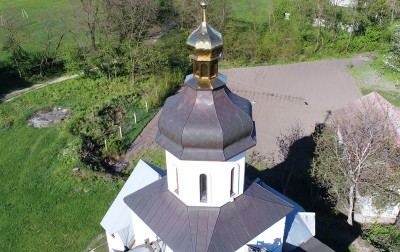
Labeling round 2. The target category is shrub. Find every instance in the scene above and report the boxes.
[363,223,400,251]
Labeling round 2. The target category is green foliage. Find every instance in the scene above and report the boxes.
[386,25,400,72]
[0,74,181,251]
[363,224,400,251]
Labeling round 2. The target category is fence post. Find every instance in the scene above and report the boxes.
[119,126,123,138]
[134,113,137,124]
[145,101,149,113]
[105,139,108,151]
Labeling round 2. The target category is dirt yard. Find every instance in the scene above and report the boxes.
[125,56,368,161]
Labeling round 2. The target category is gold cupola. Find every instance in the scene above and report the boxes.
[186,0,224,90]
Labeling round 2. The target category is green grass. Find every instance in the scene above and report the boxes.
[0,0,74,62]
[233,0,271,24]
[349,54,400,108]
[361,88,400,107]
[0,125,120,251]
[0,77,154,251]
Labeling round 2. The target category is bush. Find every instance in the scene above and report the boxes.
[363,223,400,251]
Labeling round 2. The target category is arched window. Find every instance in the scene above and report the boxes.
[175,166,179,194]
[201,64,208,78]
[230,168,235,196]
[200,174,207,202]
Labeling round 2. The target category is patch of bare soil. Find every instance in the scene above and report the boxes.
[351,237,378,252]
[85,233,108,252]
[28,107,73,128]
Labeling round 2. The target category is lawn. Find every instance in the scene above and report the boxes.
[233,0,271,24]
[349,55,400,108]
[0,0,74,62]
[0,77,155,251]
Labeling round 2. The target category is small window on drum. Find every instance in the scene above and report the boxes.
[230,168,235,196]
[200,174,207,202]
[201,64,208,78]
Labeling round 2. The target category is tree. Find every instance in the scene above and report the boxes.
[275,122,306,194]
[79,0,100,52]
[312,99,400,226]
[36,11,67,77]
[386,25,400,72]
[1,11,29,78]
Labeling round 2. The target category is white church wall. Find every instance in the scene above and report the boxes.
[105,231,125,252]
[355,194,400,224]
[238,217,286,252]
[130,210,158,246]
[165,151,246,207]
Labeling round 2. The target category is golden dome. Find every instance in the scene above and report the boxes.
[187,0,223,61]
[186,0,224,89]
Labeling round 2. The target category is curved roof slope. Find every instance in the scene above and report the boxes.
[124,177,293,252]
[156,83,256,161]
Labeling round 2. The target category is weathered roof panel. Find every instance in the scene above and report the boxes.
[100,160,164,234]
[156,80,256,162]
[292,237,334,252]
[124,177,293,252]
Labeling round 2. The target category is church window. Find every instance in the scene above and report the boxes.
[230,168,235,196]
[200,174,207,202]
[201,64,208,78]
[175,166,179,194]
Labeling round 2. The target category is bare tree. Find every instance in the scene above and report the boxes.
[79,0,100,52]
[276,122,306,194]
[387,0,400,23]
[103,0,158,83]
[1,11,28,78]
[37,12,67,77]
[312,98,400,226]
[172,0,200,29]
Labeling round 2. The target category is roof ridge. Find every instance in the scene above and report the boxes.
[245,182,294,208]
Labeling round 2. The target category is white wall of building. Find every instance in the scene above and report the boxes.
[165,151,246,207]
[106,231,125,252]
[238,217,286,252]
[130,210,158,246]
[355,194,400,224]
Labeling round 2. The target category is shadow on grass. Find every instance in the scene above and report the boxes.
[0,62,32,98]
[246,133,363,251]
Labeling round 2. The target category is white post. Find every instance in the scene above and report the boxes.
[134,113,137,124]
[119,126,123,138]
[105,139,108,151]
[145,101,148,113]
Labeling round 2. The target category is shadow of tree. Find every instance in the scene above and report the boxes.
[246,132,363,251]
[0,62,32,98]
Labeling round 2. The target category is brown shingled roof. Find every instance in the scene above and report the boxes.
[124,177,293,252]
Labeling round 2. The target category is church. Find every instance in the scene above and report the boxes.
[100,1,333,251]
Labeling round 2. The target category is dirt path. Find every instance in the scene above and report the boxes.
[2,73,80,103]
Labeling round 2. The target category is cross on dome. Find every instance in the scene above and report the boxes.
[186,0,223,89]
[200,0,208,22]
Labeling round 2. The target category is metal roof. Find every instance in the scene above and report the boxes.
[100,160,165,234]
[156,81,256,162]
[291,237,334,252]
[124,177,293,252]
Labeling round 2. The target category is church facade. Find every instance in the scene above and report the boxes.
[101,1,332,252]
